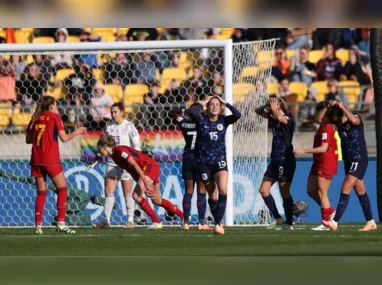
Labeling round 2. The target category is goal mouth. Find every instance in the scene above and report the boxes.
[0,39,276,227]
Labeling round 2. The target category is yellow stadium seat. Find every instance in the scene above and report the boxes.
[311,81,329,101]
[12,112,32,129]
[67,36,80,43]
[26,55,34,65]
[92,28,117,35]
[268,82,279,95]
[124,84,149,103]
[0,103,12,117]
[117,28,129,35]
[44,87,63,100]
[32,37,55,44]
[93,69,103,83]
[104,84,123,103]
[20,28,34,33]
[286,49,297,59]
[336,49,350,65]
[0,114,10,129]
[100,34,116,42]
[161,68,187,81]
[308,50,325,64]
[0,29,5,39]
[240,66,259,80]
[256,50,273,64]
[55,68,75,82]
[15,30,31,43]
[233,83,255,103]
[222,28,235,37]
[338,80,360,96]
[179,52,192,70]
[289,82,308,102]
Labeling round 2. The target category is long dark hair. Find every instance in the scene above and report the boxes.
[111,101,126,118]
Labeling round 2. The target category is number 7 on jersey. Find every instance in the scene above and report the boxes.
[35,124,46,146]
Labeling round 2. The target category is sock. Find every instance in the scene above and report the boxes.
[161,199,184,219]
[139,197,160,223]
[35,190,47,227]
[357,193,373,222]
[263,194,281,219]
[57,187,67,224]
[182,193,192,224]
[214,194,227,225]
[283,195,294,225]
[125,194,135,223]
[104,193,115,224]
[321,207,335,222]
[197,193,207,225]
[208,199,218,220]
[333,193,350,222]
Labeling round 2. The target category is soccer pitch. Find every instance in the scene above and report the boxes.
[1,224,381,256]
[1,225,382,284]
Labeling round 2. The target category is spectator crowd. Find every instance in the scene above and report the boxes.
[0,28,374,131]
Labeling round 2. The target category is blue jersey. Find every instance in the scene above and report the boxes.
[338,114,368,161]
[270,113,294,160]
[175,115,198,159]
[190,103,241,165]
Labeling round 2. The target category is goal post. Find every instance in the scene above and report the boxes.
[0,38,276,227]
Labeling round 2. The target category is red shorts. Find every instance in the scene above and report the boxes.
[143,162,160,184]
[310,162,337,180]
[31,164,63,178]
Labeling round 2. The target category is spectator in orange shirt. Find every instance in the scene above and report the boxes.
[271,47,291,81]
[0,56,17,102]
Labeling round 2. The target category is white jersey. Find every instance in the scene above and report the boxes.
[105,120,141,165]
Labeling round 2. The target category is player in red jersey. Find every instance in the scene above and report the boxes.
[96,134,184,229]
[294,102,341,231]
[26,96,86,235]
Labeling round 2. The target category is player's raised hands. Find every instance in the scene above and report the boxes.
[293,148,305,156]
[202,96,214,105]
[329,100,338,107]
[74,127,87,136]
[269,97,279,110]
[215,96,227,105]
[336,101,345,110]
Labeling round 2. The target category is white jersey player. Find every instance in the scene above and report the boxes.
[93,102,140,229]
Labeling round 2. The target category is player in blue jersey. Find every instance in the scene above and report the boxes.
[173,104,211,231]
[255,96,296,230]
[190,96,241,235]
[319,100,377,231]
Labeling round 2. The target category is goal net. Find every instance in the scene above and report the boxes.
[0,39,276,227]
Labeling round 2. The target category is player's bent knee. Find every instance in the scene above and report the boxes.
[259,188,269,197]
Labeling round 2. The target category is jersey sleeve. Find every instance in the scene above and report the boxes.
[128,123,141,150]
[320,124,330,143]
[54,114,65,132]
[189,103,203,125]
[223,103,242,126]
[175,115,185,125]
[26,119,34,135]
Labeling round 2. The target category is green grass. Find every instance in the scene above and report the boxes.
[1,225,382,284]
[0,223,382,256]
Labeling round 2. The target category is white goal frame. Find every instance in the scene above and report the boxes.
[0,39,235,226]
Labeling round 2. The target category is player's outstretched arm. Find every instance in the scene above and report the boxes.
[294,143,329,156]
[58,127,87,143]
[126,157,155,193]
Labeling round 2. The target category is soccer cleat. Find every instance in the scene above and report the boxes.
[275,224,294,231]
[197,224,212,231]
[266,218,285,230]
[214,224,225,235]
[56,224,76,235]
[359,220,377,232]
[125,221,134,229]
[147,222,163,229]
[34,227,43,235]
[183,223,191,230]
[322,220,338,231]
[311,224,330,231]
[92,220,111,229]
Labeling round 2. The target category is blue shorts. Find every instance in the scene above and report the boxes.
[344,159,368,180]
[182,156,199,181]
[264,155,296,183]
[198,160,228,183]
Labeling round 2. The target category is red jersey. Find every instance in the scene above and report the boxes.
[27,111,64,166]
[112,146,159,181]
[313,123,338,165]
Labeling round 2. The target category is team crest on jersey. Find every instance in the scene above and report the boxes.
[346,124,350,130]
[202,173,208,181]
[217,124,223,131]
